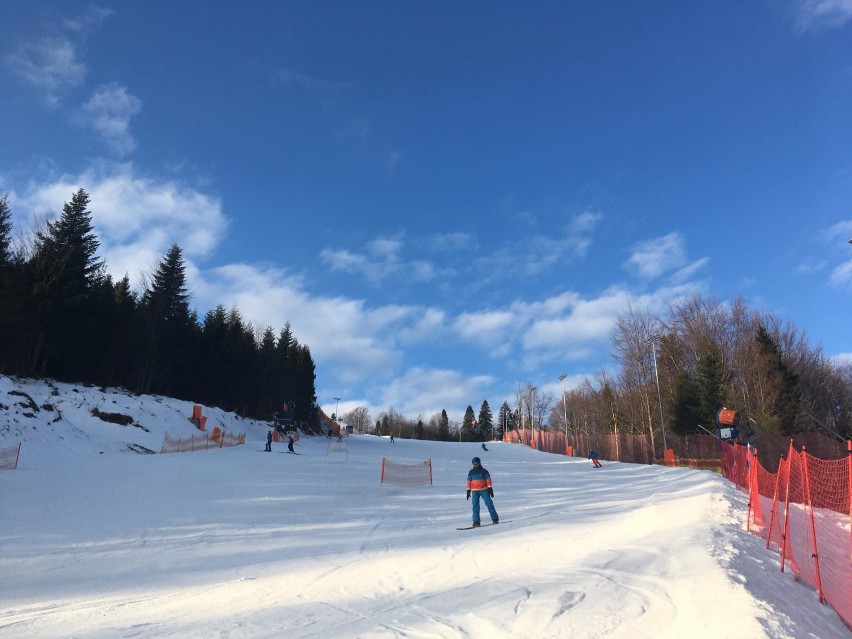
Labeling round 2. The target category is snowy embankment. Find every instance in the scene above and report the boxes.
[0,375,847,638]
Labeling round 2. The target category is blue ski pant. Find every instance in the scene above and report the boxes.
[471,490,498,523]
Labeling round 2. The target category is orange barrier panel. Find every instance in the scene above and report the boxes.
[189,405,206,430]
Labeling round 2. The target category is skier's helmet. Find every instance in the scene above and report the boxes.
[472,457,481,465]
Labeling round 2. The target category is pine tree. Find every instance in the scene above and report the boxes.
[22,189,105,377]
[98,274,138,387]
[669,370,702,434]
[438,409,450,441]
[696,352,724,427]
[256,326,278,417]
[754,324,801,434]
[496,401,514,438]
[0,194,12,267]
[136,243,192,395]
[477,400,494,441]
[0,195,17,373]
[460,405,477,441]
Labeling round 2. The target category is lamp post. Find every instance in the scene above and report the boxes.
[333,397,340,422]
[558,373,568,439]
[648,334,667,451]
[530,385,537,438]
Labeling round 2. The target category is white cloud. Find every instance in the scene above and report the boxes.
[824,220,852,286]
[470,211,602,283]
[826,219,852,240]
[197,262,424,385]
[321,233,451,285]
[367,234,404,258]
[796,259,827,275]
[522,291,623,352]
[794,0,852,31]
[9,164,228,285]
[829,259,852,287]
[830,352,852,366]
[397,308,447,345]
[62,7,114,34]
[452,310,517,352]
[429,232,476,251]
[80,83,142,155]
[385,152,402,172]
[671,257,710,283]
[379,367,494,422]
[4,37,86,106]
[624,232,688,279]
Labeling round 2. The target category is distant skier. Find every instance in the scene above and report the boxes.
[288,435,295,453]
[466,457,499,527]
[481,442,489,452]
[390,434,395,443]
[265,429,273,452]
[588,450,602,468]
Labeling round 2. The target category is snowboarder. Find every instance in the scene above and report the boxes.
[466,457,498,527]
[481,442,489,452]
[288,435,295,453]
[265,429,273,452]
[588,450,602,468]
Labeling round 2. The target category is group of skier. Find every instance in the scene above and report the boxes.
[266,429,295,453]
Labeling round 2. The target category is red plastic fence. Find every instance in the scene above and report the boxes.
[0,442,21,469]
[731,440,851,629]
[160,430,246,453]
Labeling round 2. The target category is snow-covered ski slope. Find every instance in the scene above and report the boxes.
[0,376,847,638]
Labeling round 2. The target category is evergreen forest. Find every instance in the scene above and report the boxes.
[0,190,316,424]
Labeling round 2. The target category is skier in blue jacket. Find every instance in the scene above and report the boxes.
[466,457,499,527]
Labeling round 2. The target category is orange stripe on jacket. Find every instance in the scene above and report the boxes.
[467,468,493,491]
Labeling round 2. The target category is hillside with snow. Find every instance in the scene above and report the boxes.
[0,375,848,638]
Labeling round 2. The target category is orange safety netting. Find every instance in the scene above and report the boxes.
[736,440,851,629]
[0,442,21,469]
[160,430,246,453]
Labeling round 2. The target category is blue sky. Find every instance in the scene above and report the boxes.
[2,1,852,424]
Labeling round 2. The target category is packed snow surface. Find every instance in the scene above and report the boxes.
[0,376,847,638]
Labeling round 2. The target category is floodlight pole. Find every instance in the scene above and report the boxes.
[559,373,568,439]
[530,385,537,439]
[649,335,667,451]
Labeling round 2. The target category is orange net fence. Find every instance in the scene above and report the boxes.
[160,429,246,453]
[0,442,21,469]
[736,440,851,628]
